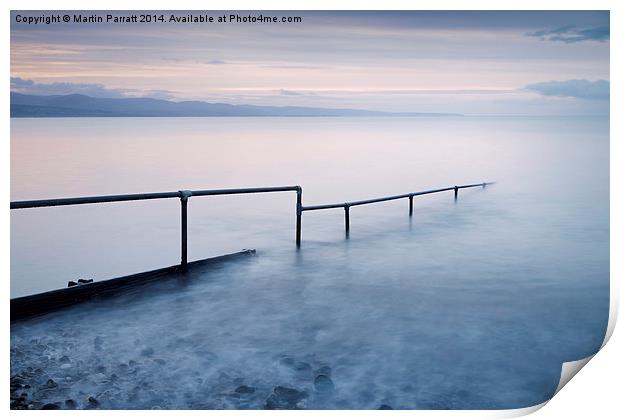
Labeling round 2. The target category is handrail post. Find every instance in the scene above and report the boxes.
[409,194,413,217]
[454,186,459,201]
[179,190,192,270]
[296,187,302,247]
[344,204,350,237]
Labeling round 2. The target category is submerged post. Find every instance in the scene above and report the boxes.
[409,195,413,217]
[179,190,192,270]
[454,186,459,201]
[344,204,350,237]
[296,187,302,247]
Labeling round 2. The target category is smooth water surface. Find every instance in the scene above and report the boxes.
[10,117,609,409]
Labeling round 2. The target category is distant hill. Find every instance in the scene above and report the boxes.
[10,92,462,118]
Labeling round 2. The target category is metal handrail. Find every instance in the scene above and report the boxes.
[10,182,493,269]
[301,182,493,237]
[11,186,302,269]
[301,183,491,211]
[9,186,302,209]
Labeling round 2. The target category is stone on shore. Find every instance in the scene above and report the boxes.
[235,385,255,394]
[313,374,335,394]
[264,386,308,409]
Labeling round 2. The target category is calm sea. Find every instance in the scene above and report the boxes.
[10,116,609,409]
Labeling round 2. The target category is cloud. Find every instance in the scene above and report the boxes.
[526,25,609,43]
[141,90,177,100]
[278,89,306,96]
[206,59,226,65]
[525,79,609,100]
[10,77,179,100]
[10,77,129,98]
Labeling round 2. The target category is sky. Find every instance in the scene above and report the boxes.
[10,11,610,115]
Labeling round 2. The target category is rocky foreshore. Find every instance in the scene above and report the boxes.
[10,350,371,410]
[11,370,99,410]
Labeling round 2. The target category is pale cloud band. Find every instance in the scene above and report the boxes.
[524,80,610,100]
[10,77,177,100]
[10,11,610,115]
[526,25,610,44]
[12,76,610,103]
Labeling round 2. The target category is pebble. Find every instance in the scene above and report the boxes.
[91,373,107,384]
[43,379,58,389]
[294,361,313,373]
[379,404,393,410]
[313,374,335,393]
[315,366,332,376]
[265,386,308,409]
[41,403,61,409]
[279,356,295,366]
